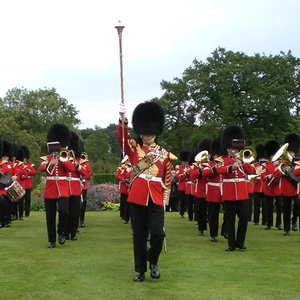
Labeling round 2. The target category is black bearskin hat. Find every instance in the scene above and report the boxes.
[17,148,25,161]
[47,123,71,148]
[198,139,212,153]
[221,125,245,151]
[2,141,13,158]
[132,101,165,135]
[0,140,3,157]
[189,150,197,165]
[19,145,30,159]
[265,140,279,159]
[179,149,191,162]
[212,137,224,157]
[284,133,300,153]
[12,144,19,158]
[255,144,266,160]
[69,132,81,158]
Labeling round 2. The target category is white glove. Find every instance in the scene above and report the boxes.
[119,103,126,115]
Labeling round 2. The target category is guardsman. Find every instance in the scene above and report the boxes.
[217,125,255,252]
[79,145,91,228]
[116,154,132,224]
[14,147,28,220]
[38,124,75,248]
[117,101,177,282]
[261,140,283,230]
[175,150,191,219]
[64,132,87,240]
[190,139,211,235]
[19,145,36,218]
[252,144,267,225]
[201,137,224,242]
[276,134,300,236]
[0,141,16,228]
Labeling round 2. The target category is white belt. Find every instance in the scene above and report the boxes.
[138,173,162,182]
[46,176,68,180]
[207,182,220,187]
[67,177,81,181]
[223,178,245,183]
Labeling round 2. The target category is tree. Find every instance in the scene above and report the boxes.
[1,87,80,149]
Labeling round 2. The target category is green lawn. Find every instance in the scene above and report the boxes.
[0,211,299,300]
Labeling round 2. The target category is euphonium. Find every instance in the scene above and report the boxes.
[239,146,257,163]
[195,150,209,163]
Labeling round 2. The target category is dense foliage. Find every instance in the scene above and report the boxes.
[1,48,300,186]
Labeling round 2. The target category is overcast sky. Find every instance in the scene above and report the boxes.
[0,0,299,129]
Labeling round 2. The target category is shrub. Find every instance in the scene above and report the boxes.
[86,183,120,211]
[31,177,45,211]
[92,173,116,184]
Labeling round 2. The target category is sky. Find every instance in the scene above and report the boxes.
[0,0,299,129]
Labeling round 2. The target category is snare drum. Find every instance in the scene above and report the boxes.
[5,181,26,202]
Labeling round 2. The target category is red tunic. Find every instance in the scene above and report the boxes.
[116,163,131,195]
[117,122,174,207]
[175,164,189,192]
[189,163,208,199]
[217,156,255,201]
[261,161,281,197]
[38,155,76,199]
[0,160,14,196]
[80,160,91,191]
[67,158,87,196]
[21,162,36,189]
[202,161,223,203]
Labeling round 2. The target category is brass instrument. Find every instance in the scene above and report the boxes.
[81,152,88,161]
[272,142,300,184]
[239,146,257,163]
[195,150,209,163]
[59,148,71,162]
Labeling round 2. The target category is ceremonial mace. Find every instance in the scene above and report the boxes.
[115,20,125,157]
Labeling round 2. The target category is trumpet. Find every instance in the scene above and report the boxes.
[239,146,257,163]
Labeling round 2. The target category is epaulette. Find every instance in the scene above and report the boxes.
[40,156,48,161]
[168,152,178,161]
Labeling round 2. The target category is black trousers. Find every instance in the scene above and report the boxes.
[65,195,81,238]
[253,192,265,224]
[17,196,25,219]
[186,194,195,221]
[44,197,69,243]
[248,193,254,222]
[24,189,32,217]
[292,198,299,225]
[129,199,165,274]
[207,202,220,237]
[0,195,11,226]
[178,191,187,217]
[283,196,297,232]
[265,195,283,227]
[196,198,207,231]
[120,193,130,222]
[80,189,87,222]
[224,200,249,249]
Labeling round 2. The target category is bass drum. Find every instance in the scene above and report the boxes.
[5,181,26,203]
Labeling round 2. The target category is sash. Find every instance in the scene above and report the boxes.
[130,146,165,186]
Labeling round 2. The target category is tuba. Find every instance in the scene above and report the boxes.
[239,146,257,163]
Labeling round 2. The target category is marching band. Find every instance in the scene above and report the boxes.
[1,116,300,283]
